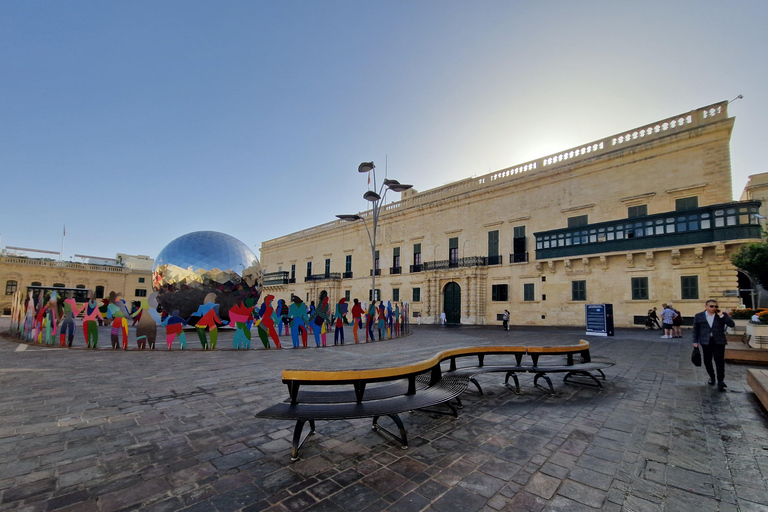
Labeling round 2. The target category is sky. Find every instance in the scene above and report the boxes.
[1,1,767,263]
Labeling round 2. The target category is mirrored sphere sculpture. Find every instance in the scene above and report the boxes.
[153,231,262,320]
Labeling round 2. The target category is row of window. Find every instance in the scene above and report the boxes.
[540,203,759,251]
[4,280,147,298]
[490,276,700,302]
[286,230,528,278]
[567,196,699,229]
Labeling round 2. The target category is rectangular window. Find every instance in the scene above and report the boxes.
[449,237,459,265]
[306,261,312,276]
[291,264,296,280]
[681,275,699,300]
[413,287,421,302]
[5,280,18,295]
[491,284,508,301]
[368,289,381,301]
[631,277,649,300]
[488,230,499,258]
[345,255,352,273]
[345,290,350,302]
[675,196,699,211]
[572,280,586,301]
[523,283,535,302]
[135,289,147,297]
[325,258,331,276]
[512,226,527,262]
[393,288,400,302]
[568,215,589,228]
[413,243,421,265]
[628,205,648,218]
[393,247,400,268]
[138,277,145,283]
[375,250,379,270]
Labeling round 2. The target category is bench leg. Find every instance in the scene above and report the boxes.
[454,396,464,409]
[533,373,555,394]
[504,372,520,394]
[372,414,408,449]
[413,400,460,419]
[563,371,603,388]
[291,419,315,461]
[469,377,484,396]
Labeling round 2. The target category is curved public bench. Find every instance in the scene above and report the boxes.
[255,341,613,460]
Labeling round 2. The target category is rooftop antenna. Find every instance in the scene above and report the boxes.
[729,94,744,104]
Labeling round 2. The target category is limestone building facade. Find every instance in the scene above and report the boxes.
[259,101,763,327]
[0,255,153,315]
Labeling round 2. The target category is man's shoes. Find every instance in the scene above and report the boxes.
[718,382,727,391]
[708,377,716,385]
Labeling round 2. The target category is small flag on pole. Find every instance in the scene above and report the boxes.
[367,172,371,187]
[63,225,66,237]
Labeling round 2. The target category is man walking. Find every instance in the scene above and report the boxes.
[502,310,510,331]
[660,303,677,339]
[692,299,734,391]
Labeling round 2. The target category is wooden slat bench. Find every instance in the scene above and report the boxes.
[255,341,614,460]
[256,354,468,460]
[526,340,613,393]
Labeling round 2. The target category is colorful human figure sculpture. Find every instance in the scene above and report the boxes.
[366,301,377,341]
[133,292,161,350]
[257,295,281,349]
[394,303,401,337]
[23,290,36,342]
[59,297,78,347]
[334,298,347,345]
[273,300,284,336]
[312,296,331,347]
[386,301,394,339]
[376,301,387,340]
[163,310,188,349]
[229,301,255,349]
[351,298,363,344]
[289,296,309,348]
[307,301,315,335]
[279,299,291,336]
[107,292,130,349]
[190,293,225,350]
[81,295,103,348]
[40,292,59,346]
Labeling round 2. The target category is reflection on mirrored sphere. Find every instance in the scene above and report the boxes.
[153,231,262,320]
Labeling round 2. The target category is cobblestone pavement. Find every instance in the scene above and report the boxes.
[1,321,767,512]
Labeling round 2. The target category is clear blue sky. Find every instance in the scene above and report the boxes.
[1,1,766,262]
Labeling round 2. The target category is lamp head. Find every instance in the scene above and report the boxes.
[363,190,381,202]
[336,214,362,222]
[383,179,400,187]
[358,162,375,173]
[387,183,413,193]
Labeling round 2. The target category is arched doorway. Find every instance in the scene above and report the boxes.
[443,282,461,324]
[738,271,755,309]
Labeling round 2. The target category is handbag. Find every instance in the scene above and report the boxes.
[691,346,701,367]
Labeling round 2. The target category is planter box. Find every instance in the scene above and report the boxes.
[732,318,750,333]
[746,323,768,349]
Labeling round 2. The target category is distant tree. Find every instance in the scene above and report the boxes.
[731,229,768,287]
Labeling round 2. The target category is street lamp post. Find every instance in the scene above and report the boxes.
[337,161,412,311]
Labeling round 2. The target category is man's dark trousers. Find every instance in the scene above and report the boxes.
[702,342,725,383]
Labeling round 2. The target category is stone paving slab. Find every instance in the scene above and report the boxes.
[0,321,767,511]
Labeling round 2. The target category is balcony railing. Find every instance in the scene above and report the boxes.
[369,269,381,276]
[343,271,353,279]
[487,255,503,265]
[534,201,763,259]
[410,264,423,273]
[423,256,488,271]
[390,266,402,275]
[510,252,529,263]
[305,273,341,282]
[263,271,290,286]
